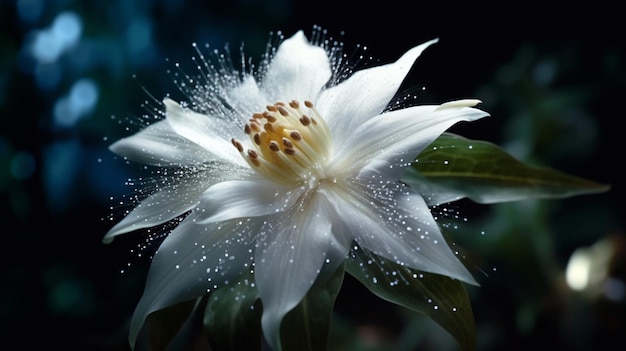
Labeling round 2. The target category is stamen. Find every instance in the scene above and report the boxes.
[277,105,289,116]
[282,137,293,148]
[269,141,280,152]
[299,115,311,126]
[250,158,260,167]
[231,138,244,153]
[233,99,333,185]
[249,122,261,133]
[248,149,259,159]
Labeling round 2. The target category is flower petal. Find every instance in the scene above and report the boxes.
[324,180,477,285]
[330,101,489,179]
[319,39,438,141]
[262,31,332,102]
[223,75,267,116]
[128,215,258,348]
[164,98,246,167]
[109,119,212,167]
[255,193,350,350]
[103,172,218,243]
[195,176,304,224]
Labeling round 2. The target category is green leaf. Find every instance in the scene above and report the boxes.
[280,262,346,351]
[347,247,475,351]
[403,133,609,205]
[204,273,263,350]
[145,298,207,351]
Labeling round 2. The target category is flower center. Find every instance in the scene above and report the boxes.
[231,100,333,185]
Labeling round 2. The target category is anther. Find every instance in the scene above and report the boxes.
[247,149,259,159]
[277,105,289,116]
[265,114,277,123]
[284,148,296,156]
[289,100,299,108]
[304,100,313,108]
[269,141,280,152]
[244,124,252,134]
[266,105,278,112]
[282,137,293,148]
[252,112,264,119]
[231,138,244,152]
[290,130,302,141]
[254,133,261,145]
[249,122,261,133]
[264,123,274,132]
[299,115,311,126]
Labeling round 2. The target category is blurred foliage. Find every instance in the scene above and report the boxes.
[1,0,623,350]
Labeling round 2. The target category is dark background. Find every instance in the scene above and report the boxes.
[1,0,624,350]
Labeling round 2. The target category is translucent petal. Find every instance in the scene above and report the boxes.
[195,176,303,224]
[324,181,477,285]
[330,102,489,179]
[103,172,217,243]
[164,98,246,167]
[262,31,332,103]
[109,119,212,167]
[319,39,438,142]
[128,215,259,348]
[223,75,267,118]
[255,192,350,350]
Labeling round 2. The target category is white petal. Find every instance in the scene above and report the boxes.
[330,101,489,179]
[262,31,332,102]
[164,98,246,167]
[319,39,438,141]
[324,181,477,285]
[255,193,350,350]
[128,215,258,348]
[109,120,212,166]
[223,75,267,116]
[195,176,303,224]
[103,171,218,243]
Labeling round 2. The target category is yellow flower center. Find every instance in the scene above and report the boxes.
[231,100,333,185]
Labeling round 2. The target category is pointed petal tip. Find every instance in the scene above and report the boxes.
[163,97,180,111]
[435,99,483,111]
[102,226,125,244]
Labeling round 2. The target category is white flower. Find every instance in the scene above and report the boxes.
[104,30,489,349]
